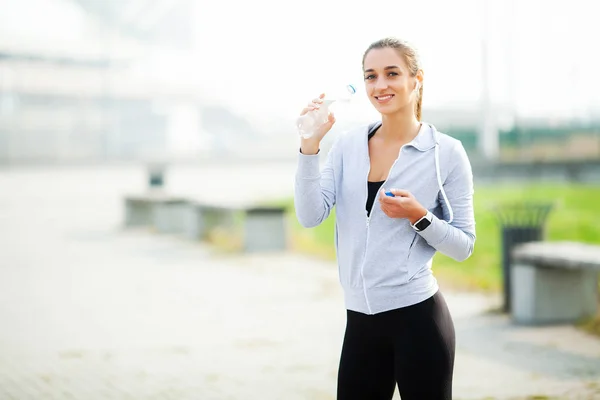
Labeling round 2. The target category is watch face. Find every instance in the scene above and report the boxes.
[415,218,431,231]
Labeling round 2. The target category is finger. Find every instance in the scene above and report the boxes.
[327,112,336,124]
[379,195,391,204]
[381,187,396,198]
[300,105,319,116]
[379,191,395,204]
[380,199,395,208]
[390,188,411,197]
[379,204,389,215]
[381,205,393,217]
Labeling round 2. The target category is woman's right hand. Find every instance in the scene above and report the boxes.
[299,93,336,155]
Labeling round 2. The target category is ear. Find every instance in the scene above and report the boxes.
[414,69,424,90]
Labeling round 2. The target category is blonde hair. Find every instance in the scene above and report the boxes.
[362,37,423,121]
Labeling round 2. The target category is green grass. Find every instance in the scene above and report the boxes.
[282,183,600,292]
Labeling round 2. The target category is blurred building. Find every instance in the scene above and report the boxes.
[0,0,222,165]
[1,0,598,166]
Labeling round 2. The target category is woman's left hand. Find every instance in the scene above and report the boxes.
[379,188,428,224]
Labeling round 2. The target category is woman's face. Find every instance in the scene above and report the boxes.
[363,47,421,116]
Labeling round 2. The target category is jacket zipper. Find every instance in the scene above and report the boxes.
[362,144,404,314]
[365,146,404,225]
[362,158,372,313]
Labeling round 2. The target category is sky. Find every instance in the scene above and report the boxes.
[189,0,599,122]
[0,0,598,125]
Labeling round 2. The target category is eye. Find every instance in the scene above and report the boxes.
[364,74,375,81]
[388,72,399,77]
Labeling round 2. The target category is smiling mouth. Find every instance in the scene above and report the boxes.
[375,94,394,101]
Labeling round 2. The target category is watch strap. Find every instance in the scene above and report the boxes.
[412,211,433,232]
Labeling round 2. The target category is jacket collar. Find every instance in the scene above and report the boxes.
[411,123,438,151]
[366,121,438,151]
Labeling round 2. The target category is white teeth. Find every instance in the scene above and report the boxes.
[377,95,393,100]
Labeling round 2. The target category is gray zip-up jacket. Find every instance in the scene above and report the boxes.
[294,122,476,315]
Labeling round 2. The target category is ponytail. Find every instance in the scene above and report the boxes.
[415,83,423,121]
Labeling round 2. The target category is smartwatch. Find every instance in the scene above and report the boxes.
[412,211,433,232]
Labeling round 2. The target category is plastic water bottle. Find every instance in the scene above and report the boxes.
[296,84,357,139]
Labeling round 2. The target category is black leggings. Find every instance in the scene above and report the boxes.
[337,291,455,400]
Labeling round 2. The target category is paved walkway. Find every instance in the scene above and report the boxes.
[1,164,599,400]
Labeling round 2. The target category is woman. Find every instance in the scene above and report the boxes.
[294,37,476,400]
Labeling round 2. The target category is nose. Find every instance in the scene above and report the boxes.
[374,77,388,91]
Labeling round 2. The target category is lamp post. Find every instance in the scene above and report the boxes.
[479,0,499,161]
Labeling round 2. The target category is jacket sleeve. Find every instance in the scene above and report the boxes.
[417,141,476,261]
[293,138,341,228]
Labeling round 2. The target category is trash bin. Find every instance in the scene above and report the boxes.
[148,163,166,189]
[244,206,288,252]
[494,202,554,313]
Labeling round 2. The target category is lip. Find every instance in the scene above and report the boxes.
[374,94,395,103]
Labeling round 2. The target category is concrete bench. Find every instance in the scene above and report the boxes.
[124,192,189,234]
[183,202,237,241]
[184,201,288,253]
[124,193,289,252]
[511,241,600,325]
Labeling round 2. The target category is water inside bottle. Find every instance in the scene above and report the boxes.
[296,84,357,138]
